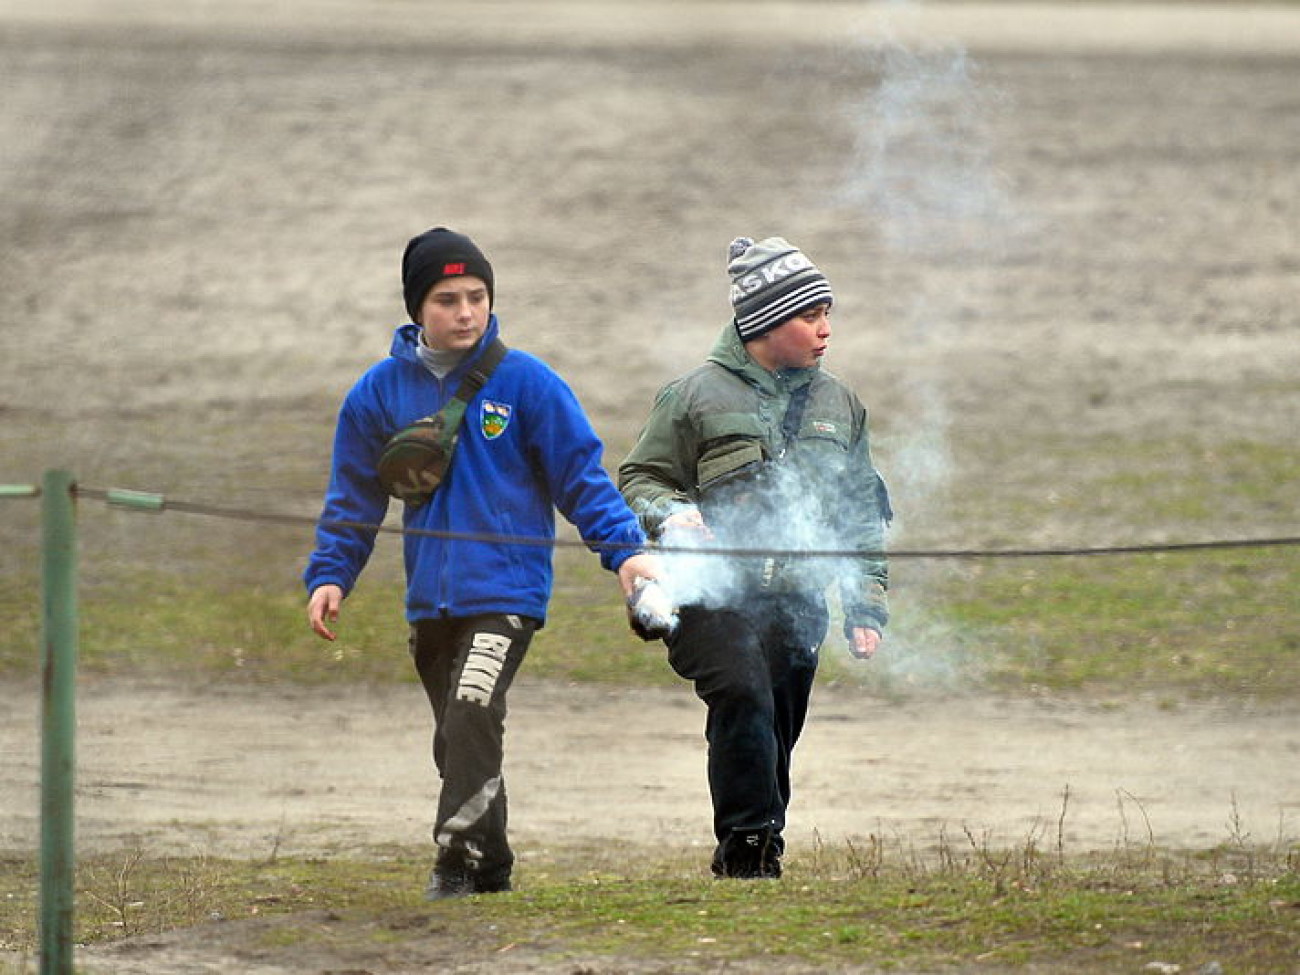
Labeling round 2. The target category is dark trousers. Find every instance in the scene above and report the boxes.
[409,614,535,884]
[666,592,827,866]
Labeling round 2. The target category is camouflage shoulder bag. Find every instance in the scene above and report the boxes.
[376,339,508,507]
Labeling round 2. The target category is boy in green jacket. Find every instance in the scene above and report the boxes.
[619,236,891,879]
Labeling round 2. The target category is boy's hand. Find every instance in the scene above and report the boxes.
[308,584,344,641]
[849,627,880,660]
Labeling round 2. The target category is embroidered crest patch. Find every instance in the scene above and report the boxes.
[480,400,512,440]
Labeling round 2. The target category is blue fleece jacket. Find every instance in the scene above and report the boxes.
[303,316,645,624]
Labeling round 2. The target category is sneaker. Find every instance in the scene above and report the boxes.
[712,827,782,879]
[425,858,474,901]
[425,862,513,900]
[469,871,513,895]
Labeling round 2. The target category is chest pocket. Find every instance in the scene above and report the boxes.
[799,415,852,451]
[695,412,767,495]
[789,413,853,478]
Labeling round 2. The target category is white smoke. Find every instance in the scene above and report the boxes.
[654,522,745,611]
[648,6,1017,689]
[841,7,1019,535]
[842,23,1014,260]
[654,461,878,614]
[829,5,1018,688]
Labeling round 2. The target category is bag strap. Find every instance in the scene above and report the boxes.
[414,338,508,428]
[433,339,507,446]
[451,338,508,407]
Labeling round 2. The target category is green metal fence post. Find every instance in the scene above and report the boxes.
[40,469,77,975]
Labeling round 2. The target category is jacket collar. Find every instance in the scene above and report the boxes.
[705,320,816,394]
[391,314,501,385]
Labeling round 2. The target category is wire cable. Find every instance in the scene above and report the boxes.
[68,483,1300,561]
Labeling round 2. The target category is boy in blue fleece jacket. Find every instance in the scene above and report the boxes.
[305,227,657,898]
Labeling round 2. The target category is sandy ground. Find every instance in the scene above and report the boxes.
[3,677,1297,973]
[3,678,1299,861]
[2,0,1299,971]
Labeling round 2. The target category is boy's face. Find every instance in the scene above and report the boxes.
[418,275,490,352]
[748,303,832,372]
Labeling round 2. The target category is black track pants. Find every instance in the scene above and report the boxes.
[410,614,536,884]
[666,593,827,854]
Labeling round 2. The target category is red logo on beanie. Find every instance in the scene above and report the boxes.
[443,262,466,275]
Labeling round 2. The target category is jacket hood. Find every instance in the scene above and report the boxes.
[706,320,815,392]
[390,314,502,379]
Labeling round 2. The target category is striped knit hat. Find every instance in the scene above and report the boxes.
[727,236,834,341]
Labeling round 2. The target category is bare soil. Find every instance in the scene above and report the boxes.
[4,678,1299,860]
[2,677,1298,973]
[3,1,1299,972]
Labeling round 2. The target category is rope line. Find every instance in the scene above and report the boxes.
[61,483,1300,561]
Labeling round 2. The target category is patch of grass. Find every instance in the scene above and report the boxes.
[1050,438,1299,530]
[1,434,1295,699]
[933,547,1300,697]
[537,547,680,685]
[77,575,417,685]
[0,845,423,953]
[947,436,1300,547]
[2,836,1296,974]
[866,433,1300,699]
[495,867,1300,973]
[0,575,38,676]
[2,541,1296,698]
[0,547,674,688]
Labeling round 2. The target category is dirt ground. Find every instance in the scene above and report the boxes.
[2,677,1298,974]
[0,677,1297,973]
[2,0,1299,972]
[4,677,1299,859]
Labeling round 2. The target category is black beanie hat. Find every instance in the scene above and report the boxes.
[727,236,834,341]
[401,227,495,321]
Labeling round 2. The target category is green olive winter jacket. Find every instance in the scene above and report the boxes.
[618,322,890,636]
